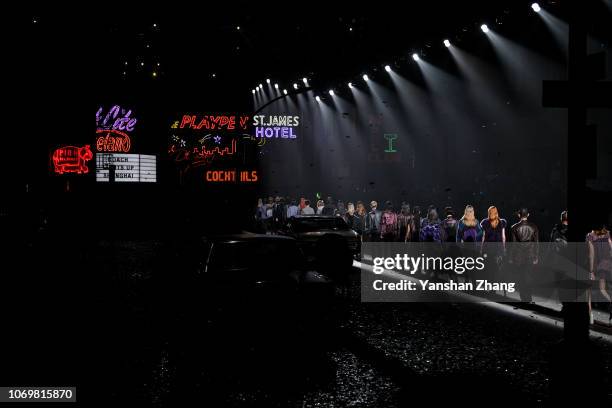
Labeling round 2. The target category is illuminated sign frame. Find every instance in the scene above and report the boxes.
[96,153,156,183]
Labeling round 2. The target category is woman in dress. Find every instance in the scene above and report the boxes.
[397,203,412,242]
[587,224,612,321]
[456,205,483,243]
[456,205,483,283]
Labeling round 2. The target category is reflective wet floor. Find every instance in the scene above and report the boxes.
[5,238,612,406]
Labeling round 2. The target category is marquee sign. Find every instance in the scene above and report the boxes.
[96,153,156,183]
[253,115,300,139]
[52,145,93,174]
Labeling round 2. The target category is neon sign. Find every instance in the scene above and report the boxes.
[384,133,398,153]
[172,115,250,131]
[52,145,93,174]
[205,169,259,183]
[96,105,138,132]
[168,113,257,180]
[96,129,132,152]
[169,138,237,167]
[253,115,300,139]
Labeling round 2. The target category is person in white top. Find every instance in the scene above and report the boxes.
[286,199,300,218]
[301,200,315,215]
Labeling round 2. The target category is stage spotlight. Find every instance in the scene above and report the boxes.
[480,24,489,33]
[259,83,263,88]
[283,89,288,95]
[302,77,308,84]
[412,53,420,61]
[293,83,298,89]
[328,90,334,96]
[315,96,321,102]
[266,78,271,84]
[443,39,451,48]
[252,89,255,94]
[531,3,541,13]
[362,74,369,81]
[348,82,353,88]
[384,65,392,72]
[275,84,279,89]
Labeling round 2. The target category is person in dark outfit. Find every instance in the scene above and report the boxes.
[365,201,382,242]
[510,208,539,303]
[410,206,422,242]
[480,206,507,287]
[353,202,367,239]
[550,210,569,244]
[549,210,573,304]
[440,206,458,243]
[397,203,412,242]
[321,197,337,216]
[344,202,356,230]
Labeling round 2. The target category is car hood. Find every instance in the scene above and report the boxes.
[295,230,358,238]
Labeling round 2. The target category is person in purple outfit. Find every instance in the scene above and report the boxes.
[456,205,483,243]
[587,223,612,321]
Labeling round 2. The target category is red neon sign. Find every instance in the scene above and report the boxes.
[169,138,237,167]
[96,129,132,152]
[52,145,93,174]
[173,115,250,131]
[193,138,237,162]
[205,169,259,183]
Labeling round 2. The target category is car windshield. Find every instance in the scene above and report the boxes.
[291,217,349,233]
[207,240,303,272]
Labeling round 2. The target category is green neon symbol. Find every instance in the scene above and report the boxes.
[384,133,398,153]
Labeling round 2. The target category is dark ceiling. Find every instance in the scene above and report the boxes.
[9,1,611,121]
[18,1,595,104]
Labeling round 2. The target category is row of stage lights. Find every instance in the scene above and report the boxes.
[252,3,543,99]
[252,77,309,95]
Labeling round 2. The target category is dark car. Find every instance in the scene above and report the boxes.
[279,216,360,271]
[196,233,334,332]
[191,233,336,380]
